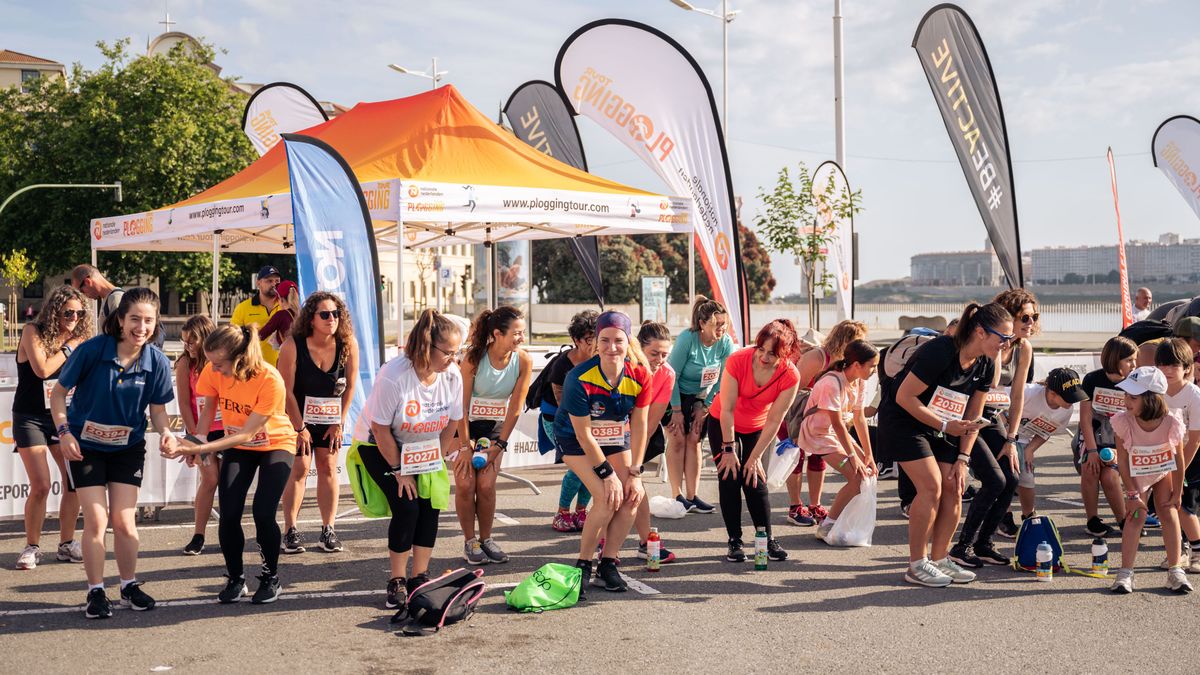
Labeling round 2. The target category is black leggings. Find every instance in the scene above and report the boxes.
[958,426,1019,547]
[706,418,772,541]
[358,443,440,553]
[219,449,294,579]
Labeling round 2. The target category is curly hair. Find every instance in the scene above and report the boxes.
[993,288,1040,336]
[822,320,869,360]
[292,291,354,368]
[33,285,93,356]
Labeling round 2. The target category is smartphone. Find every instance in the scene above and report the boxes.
[970,418,995,428]
[184,433,204,445]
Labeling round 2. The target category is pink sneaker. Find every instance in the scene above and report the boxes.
[572,509,588,532]
[552,511,575,533]
[809,504,829,524]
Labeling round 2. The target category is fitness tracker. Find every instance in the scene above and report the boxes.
[494,438,508,451]
[385,463,404,477]
[956,453,970,464]
[593,460,615,480]
[627,464,644,477]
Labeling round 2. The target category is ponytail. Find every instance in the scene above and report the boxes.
[828,339,879,374]
[204,324,265,380]
[689,295,727,333]
[637,320,671,346]
[952,302,1012,352]
[405,308,462,372]
[464,305,523,367]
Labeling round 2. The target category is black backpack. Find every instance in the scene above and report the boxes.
[395,568,487,636]
[1118,319,1172,345]
[525,347,570,411]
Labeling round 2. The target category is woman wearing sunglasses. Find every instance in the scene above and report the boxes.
[13,286,92,570]
[277,292,358,554]
[949,290,1040,567]
[877,302,1013,587]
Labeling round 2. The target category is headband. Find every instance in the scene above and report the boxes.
[596,310,632,336]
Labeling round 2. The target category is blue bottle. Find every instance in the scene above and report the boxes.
[473,437,490,470]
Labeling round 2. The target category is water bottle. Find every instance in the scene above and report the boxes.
[1091,537,1109,575]
[754,529,769,570]
[646,528,661,572]
[472,437,490,470]
[1036,541,1053,581]
[1098,447,1117,468]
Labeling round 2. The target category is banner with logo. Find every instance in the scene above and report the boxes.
[556,19,749,340]
[242,82,328,156]
[913,4,1022,288]
[1108,148,1134,328]
[282,134,385,443]
[812,161,855,320]
[1151,115,1200,222]
[504,80,605,307]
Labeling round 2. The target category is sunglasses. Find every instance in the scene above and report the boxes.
[61,309,87,320]
[983,325,1016,343]
[1019,313,1040,324]
[317,310,342,320]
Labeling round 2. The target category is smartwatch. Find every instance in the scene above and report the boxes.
[494,438,508,451]
[956,453,970,464]
[722,442,735,453]
[593,460,615,480]
[627,464,644,477]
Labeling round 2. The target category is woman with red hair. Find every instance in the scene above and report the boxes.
[706,320,801,563]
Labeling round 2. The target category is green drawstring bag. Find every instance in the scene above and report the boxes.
[347,442,390,518]
[504,563,582,613]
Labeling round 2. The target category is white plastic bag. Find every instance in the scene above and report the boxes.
[649,494,687,519]
[826,475,877,547]
[766,439,801,490]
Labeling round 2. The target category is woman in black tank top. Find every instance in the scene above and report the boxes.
[12,285,92,570]
[276,292,359,554]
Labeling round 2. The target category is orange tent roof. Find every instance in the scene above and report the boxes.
[174,84,653,209]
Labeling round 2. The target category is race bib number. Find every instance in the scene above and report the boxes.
[303,396,342,426]
[400,437,442,476]
[984,388,1011,410]
[699,365,721,389]
[1129,444,1177,477]
[1092,388,1125,417]
[197,396,222,423]
[226,424,269,449]
[1020,415,1059,440]
[469,397,508,422]
[80,420,132,446]
[589,419,628,446]
[43,379,74,409]
[929,386,968,422]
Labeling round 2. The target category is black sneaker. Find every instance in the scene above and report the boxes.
[676,495,695,513]
[218,575,246,604]
[974,541,1009,566]
[385,576,406,610]
[1087,516,1118,538]
[767,538,788,561]
[726,538,747,562]
[997,512,1018,540]
[592,558,627,592]
[84,588,112,619]
[281,527,305,554]
[575,560,592,601]
[961,486,977,503]
[318,526,343,552]
[251,574,281,604]
[182,534,205,556]
[405,573,430,597]
[119,581,156,611]
[689,496,716,514]
[949,543,984,569]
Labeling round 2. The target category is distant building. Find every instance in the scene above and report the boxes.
[0,49,66,92]
[911,249,1004,287]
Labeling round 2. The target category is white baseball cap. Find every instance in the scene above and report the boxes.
[1117,366,1167,396]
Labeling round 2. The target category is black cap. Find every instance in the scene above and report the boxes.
[1046,367,1087,404]
[257,265,281,279]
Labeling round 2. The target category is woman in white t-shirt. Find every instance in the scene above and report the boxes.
[1155,339,1200,574]
[1013,369,1087,527]
[349,309,465,619]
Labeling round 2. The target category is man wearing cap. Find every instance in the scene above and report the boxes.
[1173,317,1200,384]
[231,266,283,365]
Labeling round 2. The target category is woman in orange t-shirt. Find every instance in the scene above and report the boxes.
[162,325,297,606]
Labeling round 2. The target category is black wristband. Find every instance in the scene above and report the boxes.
[494,438,508,450]
[385,463,403,476]
[593,460,614,480]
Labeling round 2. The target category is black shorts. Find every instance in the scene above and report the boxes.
[304,423,338,450]
[69,441,147,489]
[468,420,500,443]
[678,393,706,435]
[877,427,959,464]
[559,442,627,458]
[1182,480,1200,516]
[11,411,58,449]
[645,425,666,463]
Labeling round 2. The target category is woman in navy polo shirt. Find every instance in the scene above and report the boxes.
[49,287,177,620]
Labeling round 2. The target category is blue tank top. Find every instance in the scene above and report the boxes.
[472,350,520,400]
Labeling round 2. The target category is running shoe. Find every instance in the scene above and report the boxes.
[251,574,281,604]
[385,576,406,610]
[120,581,156,611]
[84,588,112,619]
[690,496,715,514]
[726,538,747,562]
[218,575,246,604]
[575,560,592,601]
[1167,567,1193,594]
[1110,568,1134,594]
[787,505,816,526]
[1187,552,1200,575]
[592,559,627,592]
[636,542,677,563]
[182,534,205,556]
[809,504,829,524]
[1145,513,1161,529]
[56,539,83,563]
[15,544,39,570]
[878,463,899,480]
[961,486,977,503]
[552,510,575,533]
[767,538,788,561]
[281,527,305,554]
[1086,516,1118,538]
[997,512,1018,540]
[905,558,953,588]
[572,509,588,532]
[464,538,489,565]
[406,573,430,597]
[900,503,911,520]
[948,543,984,569]
[933,557,977,583]
[480,538,509,563]
[815,520,834,543]
[973,541,1009,566]
[318,526,344,552]
[676,495,695,513]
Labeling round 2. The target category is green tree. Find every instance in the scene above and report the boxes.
[0,38,254,306]
[532,236,665,304]
[1,248,38,347]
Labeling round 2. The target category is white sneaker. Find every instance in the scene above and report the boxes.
[15,545,40,570]
[1187,552,1200,575]
[56,540,83,563]
[905,558,952,587]
[815,520,834,543]
[1110,568,1134,594]
[1167,567,1193,594]
[933,557,977,584]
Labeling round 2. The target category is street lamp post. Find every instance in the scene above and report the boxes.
[387,58,448,91]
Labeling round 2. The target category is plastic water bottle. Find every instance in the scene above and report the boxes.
[1036,541,1054,581]
[754,529,769,570]
[646,528,661,572]
[472,438,489,470]
[1091,537,1109,575]
[1098,447,1117,468]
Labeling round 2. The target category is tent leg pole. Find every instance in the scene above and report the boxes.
[487,244,495,309]
[688,234,695,303]
[211,234,220,321]
[397,224,405,347]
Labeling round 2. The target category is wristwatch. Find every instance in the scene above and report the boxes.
[956,453,970,465]
[627,464,644,477]
[493,438,508,451]
[721,442,735,453]
[384,463,403,477]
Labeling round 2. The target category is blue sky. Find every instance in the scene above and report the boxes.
[4,0,1200,295]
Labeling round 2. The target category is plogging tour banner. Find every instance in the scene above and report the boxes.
[1151,115,1200,222]
[242,82,328,156]
[812,161,855,320]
